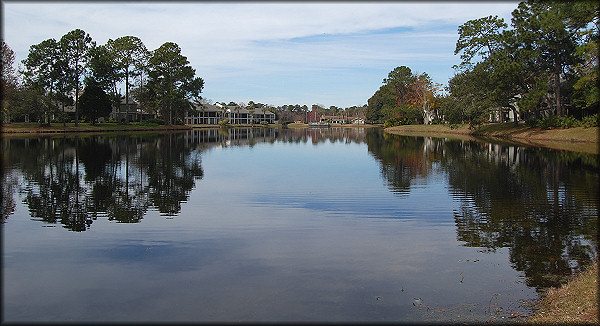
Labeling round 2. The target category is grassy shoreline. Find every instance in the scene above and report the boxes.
[386,123,599,154]
[1,122,192,135]
[525,260,598,324]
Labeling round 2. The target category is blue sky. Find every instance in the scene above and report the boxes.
[2,1,519,108]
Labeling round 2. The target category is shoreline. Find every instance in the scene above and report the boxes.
[385,124,599,154]
[0,122,380,135]
[3,122,598,154]
[525,260,598,324]
[1,122,191,135]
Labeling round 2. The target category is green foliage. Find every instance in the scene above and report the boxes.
[8,86,56,123]
[144,42,204,125]
[429,117,444,125]
[455,15,508,66]
[447,0,597,125]
[2,42,19,118]
[19,30,207,127]
[383,66,416,106]
[581,114,599,128]
[87,44,120,93]
[525,114,599,129]
[383,118,401,128]
[218,118,229,126]
[383,117,414,128]
[517,77,550,112]
[572,40,599,112]
[79,79,112,124]
[368,66,439,124]
[446,63,495,124]
[59,29,95,125]
[145,118,165,125]
[106,36,149,123]
[366,84,394,123]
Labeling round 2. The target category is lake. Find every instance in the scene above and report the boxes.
[2,127,597,322]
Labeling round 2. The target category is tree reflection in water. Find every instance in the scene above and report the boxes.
[3,128,597,294]
[367,130,598,292]
[2,133,205,230]
[3,129,289,228]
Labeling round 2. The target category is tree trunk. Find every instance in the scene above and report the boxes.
[125,66,130,123]
[75,84,79,126]
[554,64,562,116]
[74,60,79,127]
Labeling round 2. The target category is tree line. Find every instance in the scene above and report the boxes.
[203,101,367,124]
[367,0,598,128]
[1,28,367,127]
[2,1,597,127]
[1,30,204,125]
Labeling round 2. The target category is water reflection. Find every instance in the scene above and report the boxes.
[2,128,597,295]
[3,133,204,230]
[367,131,598,292]
[366,132,438,194]
[182,126,368,147]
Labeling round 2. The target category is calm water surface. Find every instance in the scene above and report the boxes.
[2,128,597,322]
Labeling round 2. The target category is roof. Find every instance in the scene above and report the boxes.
[192,104,275,115]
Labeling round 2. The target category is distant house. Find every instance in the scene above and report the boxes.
[351,117,366,124]
[184,103,276,125]
[320,115,346,124]
[185,103,224,125]
[307,109,320,123]
[109,99,155,122]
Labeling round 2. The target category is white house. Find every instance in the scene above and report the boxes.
[184,103,276,125]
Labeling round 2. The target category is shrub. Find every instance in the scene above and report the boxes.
[538,115,561,129]
[383,118,403,128]
[525,118,540,127]
[525,115,597,129]
[430,117,444,125]
[581,114,599,128]
[559,116,581,128]
[386,117,414,128]
[145,118,164,125]
[218,118,229,126]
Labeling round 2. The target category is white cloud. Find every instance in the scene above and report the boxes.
[2,1,519,107]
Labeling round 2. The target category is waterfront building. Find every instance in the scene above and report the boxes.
[185,103,276,125]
